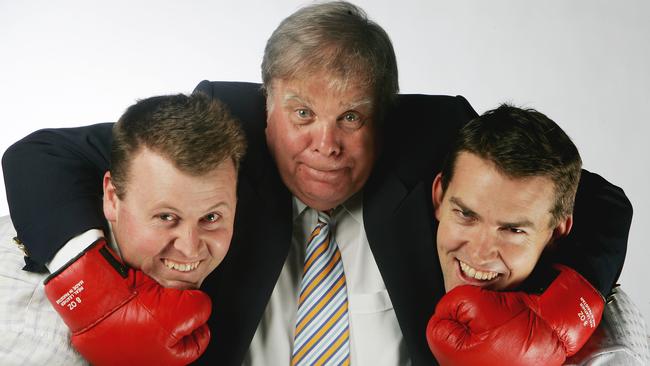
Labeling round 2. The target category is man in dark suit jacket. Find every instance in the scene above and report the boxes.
[1,2,632,365]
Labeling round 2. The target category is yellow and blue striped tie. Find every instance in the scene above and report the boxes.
[291,211,350,366]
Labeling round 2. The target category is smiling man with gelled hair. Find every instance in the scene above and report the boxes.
[428,105,604,366]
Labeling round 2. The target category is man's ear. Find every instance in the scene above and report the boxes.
[103,171,118,221]
[551,214,573,241]
[432,173,444,220]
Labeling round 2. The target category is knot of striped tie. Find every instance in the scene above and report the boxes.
[291,211,350,366]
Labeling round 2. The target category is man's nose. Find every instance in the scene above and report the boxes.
[174,224,201,257]
[469,227,499,262]
[313,122,341,157]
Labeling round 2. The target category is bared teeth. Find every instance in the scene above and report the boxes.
[459,260,499,281]
[163,259,200,272]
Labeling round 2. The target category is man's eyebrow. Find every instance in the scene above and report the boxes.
[450,196,536,228]
[497,219,535,229]
[151,202,179,212]
[203,201,231,213]
[343,98,373,110]
[282,93,372,111]
[449,197,478,217]
[152,201,231,215]
[282,93,311,107]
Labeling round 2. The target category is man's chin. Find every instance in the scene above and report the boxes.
[149,274,201,290]
[295,185,354,210]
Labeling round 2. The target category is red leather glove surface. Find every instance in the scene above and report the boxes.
[44,239,212,366]
[426,264,604,366]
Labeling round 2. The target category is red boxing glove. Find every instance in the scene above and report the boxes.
[44,238,212,366]
[426,264,604,366]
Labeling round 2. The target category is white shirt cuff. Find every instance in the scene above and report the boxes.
[46,229,104,273]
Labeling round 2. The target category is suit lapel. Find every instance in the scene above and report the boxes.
[195,82,296,365]
[200,143,293,366]
[363,168,445,366]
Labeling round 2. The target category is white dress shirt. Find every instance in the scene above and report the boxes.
[0,215,87,365]
[244,193,410,366]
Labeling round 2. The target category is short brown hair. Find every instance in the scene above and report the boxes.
[440,104,582,227]
[110,93,247,198]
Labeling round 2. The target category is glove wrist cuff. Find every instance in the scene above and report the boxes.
[44,238,135,332]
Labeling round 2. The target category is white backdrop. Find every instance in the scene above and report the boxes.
[1,1,649,333]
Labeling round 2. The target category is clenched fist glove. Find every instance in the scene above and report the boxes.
[44,238,212,366]
[426,264,604,366]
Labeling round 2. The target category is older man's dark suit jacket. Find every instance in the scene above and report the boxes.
[2,81,632,366]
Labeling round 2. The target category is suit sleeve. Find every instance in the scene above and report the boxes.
[553,169,633,296]
[1,123,114,268]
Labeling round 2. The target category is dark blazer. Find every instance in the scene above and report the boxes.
[1,81,633,366]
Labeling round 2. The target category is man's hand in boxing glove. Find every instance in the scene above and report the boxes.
[44,238,212,366]
[426,264,604,366]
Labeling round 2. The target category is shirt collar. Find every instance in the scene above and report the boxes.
[106,222,123,260]
[292,191,363,224]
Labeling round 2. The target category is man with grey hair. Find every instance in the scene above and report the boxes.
[2,1,632,365]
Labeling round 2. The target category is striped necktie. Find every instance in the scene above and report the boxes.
[291,211,350,366]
